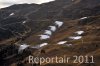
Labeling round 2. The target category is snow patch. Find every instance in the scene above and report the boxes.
[23,21,26,24]
[49,26,56,32]
[57,41,67,45]
[31,43,48,48]
[9,13,14,16]
[75,31,84,35]
[55,21,63,28]
[44,30,52,35]
[39,43,48,47]
[18,44,30,54]
[38,35,50,40]
[69,36,82,40]
[38,21,64,40]
[80,17,88,20]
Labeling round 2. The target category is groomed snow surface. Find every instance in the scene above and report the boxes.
[38,35,50,40]
[49,26,56,32]
[69,36,82,40]
[57,41,67,45]
[55,21,64,28]
[23,21,26,24]
[44,30,52,35]
[75,31,84,35]
[80,17,88,20]
[39,43,48,47]
[9,13,14,16]
[38,21,64,40]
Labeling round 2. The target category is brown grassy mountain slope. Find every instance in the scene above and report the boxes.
[0,0,100,66]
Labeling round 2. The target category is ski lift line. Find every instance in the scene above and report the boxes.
[25,7,41,19]
[2,22,21,27]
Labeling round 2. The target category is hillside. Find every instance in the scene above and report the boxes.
[0,0,100,66]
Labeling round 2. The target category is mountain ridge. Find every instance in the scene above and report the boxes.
[0,0,100,66]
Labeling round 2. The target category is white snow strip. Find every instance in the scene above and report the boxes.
[31,43,48,49]
[23,21,26,24]
[80,17,88,20]
[9,13,14,16]
[18,44,30,54]
[38,35,50,40]
[75,31,84,35]
[44,30,52,35]
[39,43,48,47]
[55,21,64,28]
[57,41,67,45]
[49,26,56,32]
[69,36,82,40]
